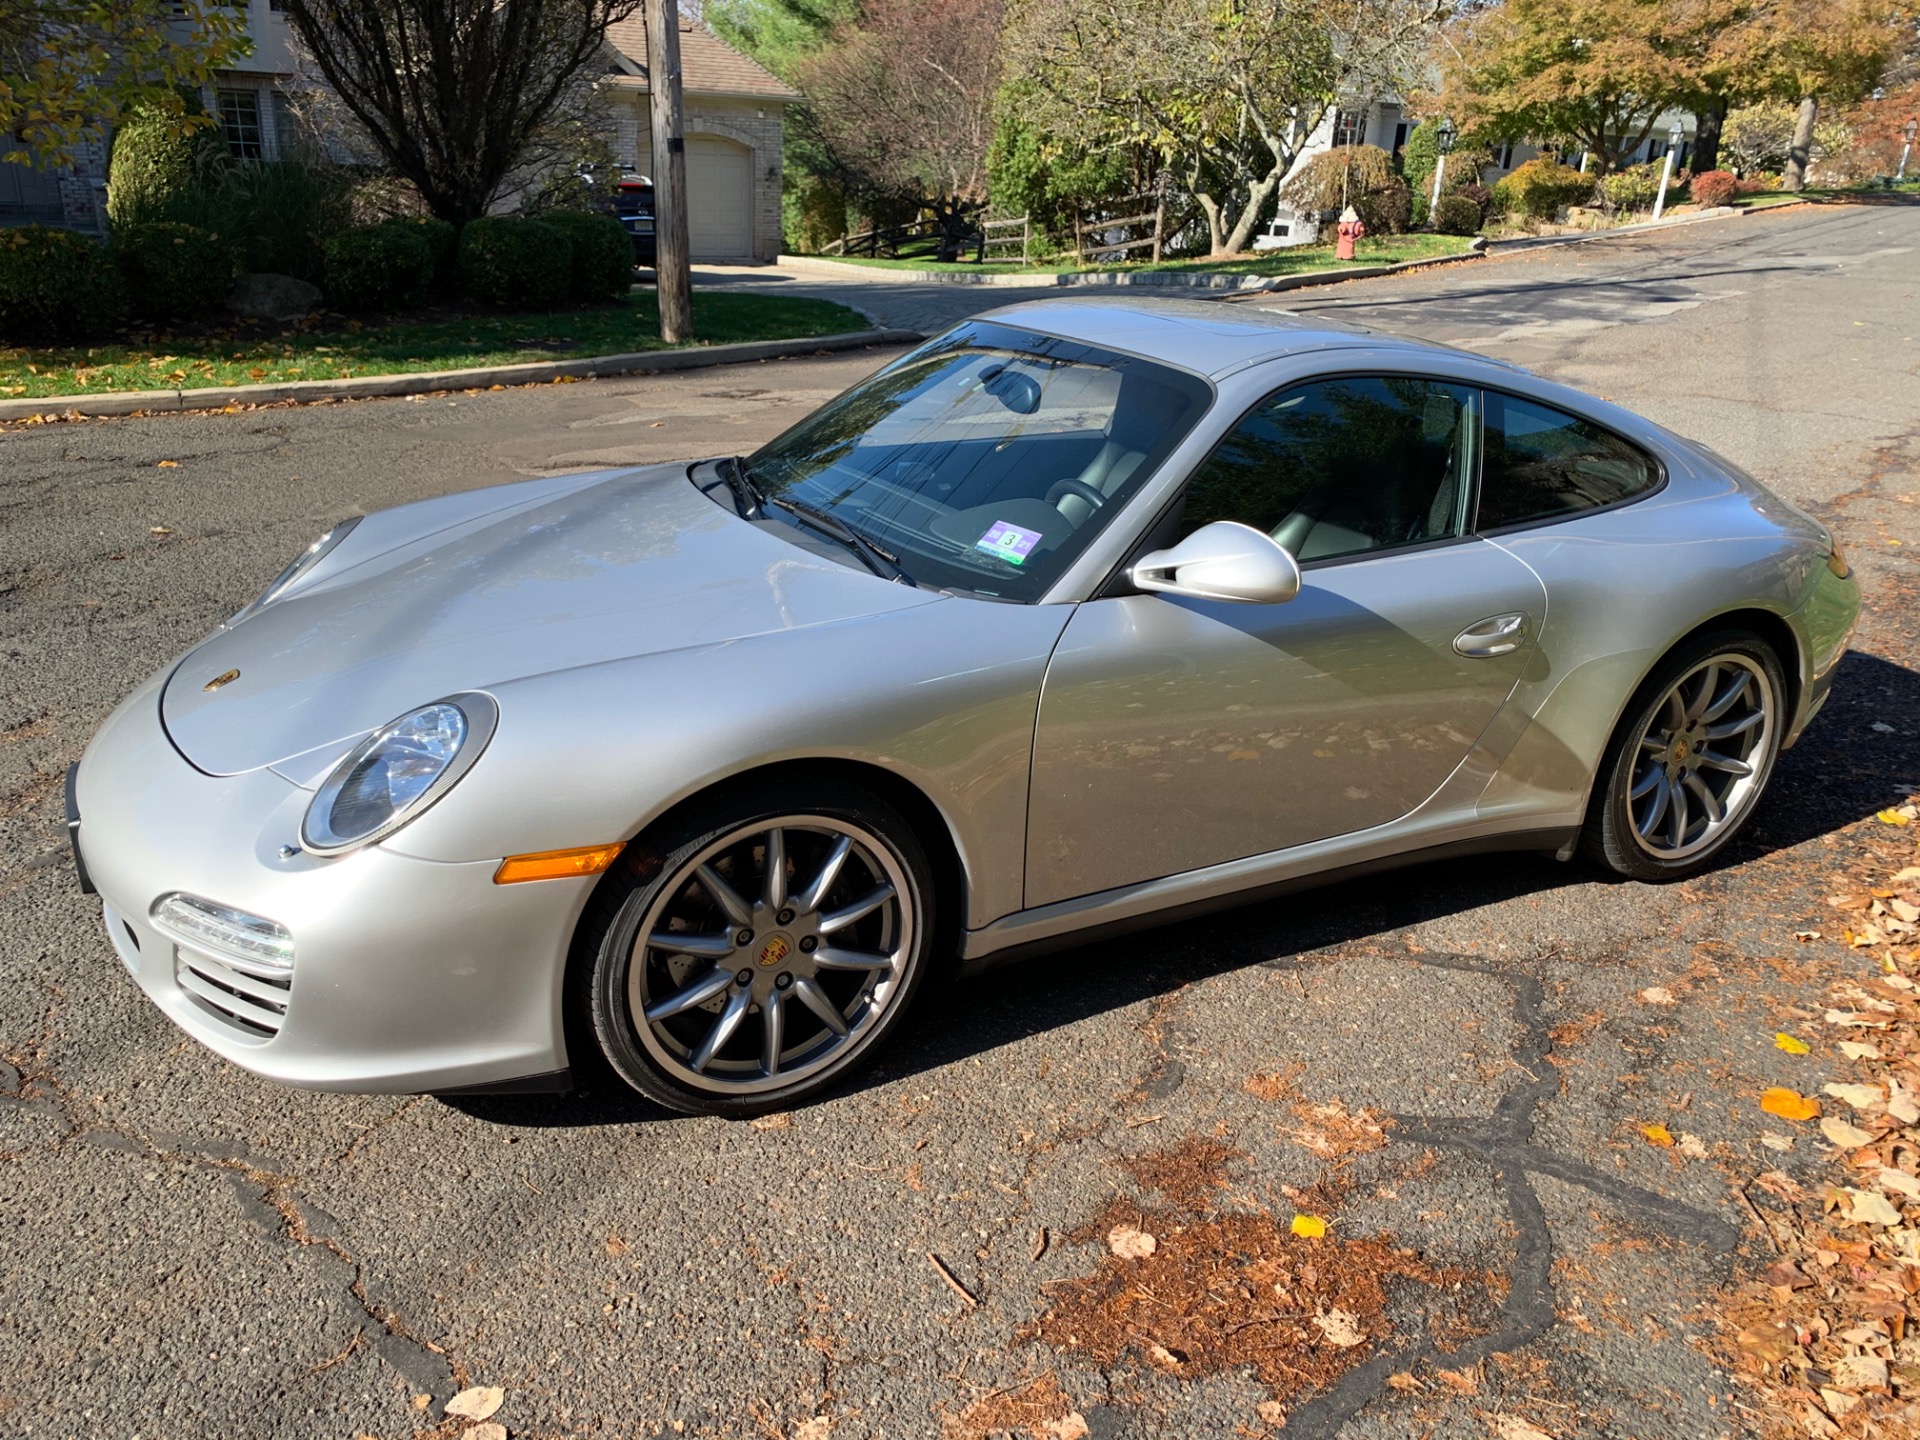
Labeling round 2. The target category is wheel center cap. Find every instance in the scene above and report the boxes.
[756,932,795,969]
[1673,738,1691,760]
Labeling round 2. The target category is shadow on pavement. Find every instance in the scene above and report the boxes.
[444,647,1920,1131]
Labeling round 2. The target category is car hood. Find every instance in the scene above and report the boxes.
[162,464,942,777]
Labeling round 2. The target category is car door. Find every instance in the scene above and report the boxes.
[1025,373,1549,908]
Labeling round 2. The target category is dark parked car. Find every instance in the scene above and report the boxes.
[613,173,657,270]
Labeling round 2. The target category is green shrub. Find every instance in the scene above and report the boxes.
[537,210,632,300]
[458,216,572,308]
[112,221,237,320]
[106,97,229,227]
[1492,160,1594,219]
[323,221,435,311]
[0,227,125,343]
[1410,190,1430,228]
[164,159,328,282]
[1354,176,1412,236]
[1690,169,1739,208]
[1431,192,1483,236]
[1601,163,1664,212]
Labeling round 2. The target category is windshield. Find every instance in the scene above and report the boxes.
[743,321,1213,600]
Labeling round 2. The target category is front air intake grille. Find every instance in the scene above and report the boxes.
[173,948,291,1038]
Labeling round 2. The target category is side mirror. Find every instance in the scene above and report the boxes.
[1130,520,1302,605]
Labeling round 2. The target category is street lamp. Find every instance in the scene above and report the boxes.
[1900,119,1917,183]
[1429,117,1458,218]
[1652,119,1685,221]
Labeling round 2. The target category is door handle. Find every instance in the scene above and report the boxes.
[1454,613,1529,658]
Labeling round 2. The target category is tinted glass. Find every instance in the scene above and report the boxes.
[746,322,1212,601]
[1478,392,1659,529]
[1178,376,1478,562]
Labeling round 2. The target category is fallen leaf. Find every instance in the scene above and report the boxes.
[1820,1116,1875,1148]
[149,526,172,536]
[1819,1388,1860,1418]
[445,1387,504,1421]
[1107,1225,1157,1259]
[156,459,180,468]
[1890,898,1920,923]
[1642,1123,1675,1147]
[1042,1414,1090,1440]
[1434,1367,1479,1395]
[411,1395,432,1411]
[1838,1041,1882,1060]
[1639,986,1677,1005]
[793,1417,832,1440]
[749,1112,792,1130]
[1871,721,1898,734]
[1761,1088,1821,1121]
[1775,1033,1811,1055]
[1876,809,1911,826]
[1877,1167,1920,1199]
[1843,1190,1904,1226]
[1489,1419,1554,1440]
[1678,1132,1709,1158]
[1763,1258,1811,1289]
[1255,1400,1288,1425]
[1386,1373,1422,1392]
[1761,1131,1796,1151]
[1794,931,1823,942]
[1290,1214,1327,1239]
[1737,1320,1799,1363]
[1313,1308,1365,1347]
[1822,1083,1885,1110]
[1829,1354,1889,1391]
[1144,1341,1187,1370]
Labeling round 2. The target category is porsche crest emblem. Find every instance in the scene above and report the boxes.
[757,934,792,968]
[203,668,241,692]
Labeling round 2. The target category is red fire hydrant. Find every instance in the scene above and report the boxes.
[1335,206,1366,261]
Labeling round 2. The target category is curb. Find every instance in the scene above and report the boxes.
[774,249,1486,290]
[1481,205,1745,254]
[0,327,924,423]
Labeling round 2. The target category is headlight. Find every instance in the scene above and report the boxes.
[230,515,363,624]
[300,693,498,855]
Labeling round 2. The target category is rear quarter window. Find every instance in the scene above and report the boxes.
[1478,391,1661,530]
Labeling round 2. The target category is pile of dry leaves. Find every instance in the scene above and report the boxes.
[1722,797,1920,1435]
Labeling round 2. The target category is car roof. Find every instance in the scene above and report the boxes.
[976,296,1488,380]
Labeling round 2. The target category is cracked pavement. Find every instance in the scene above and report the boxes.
[3,203,1918,1438]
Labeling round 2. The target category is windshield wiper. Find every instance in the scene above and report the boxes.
[717,455,765,518]
[765,493,914,586]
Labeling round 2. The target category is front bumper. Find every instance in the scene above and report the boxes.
[74,676,591,1093]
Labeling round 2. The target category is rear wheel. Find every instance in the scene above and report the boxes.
[1583,631,1785,880]
[576,779,938,1116]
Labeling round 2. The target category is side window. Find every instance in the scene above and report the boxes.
[1478,392,1660,529]
[1178,376,1478,563]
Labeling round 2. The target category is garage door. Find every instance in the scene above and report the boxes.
[686,135,752,260]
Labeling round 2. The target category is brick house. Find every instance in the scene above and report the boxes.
[3,2,798,262]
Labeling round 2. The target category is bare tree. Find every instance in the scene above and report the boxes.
[794,0,1004,258]
[282,0,642,223]
[1004,0,1454,256]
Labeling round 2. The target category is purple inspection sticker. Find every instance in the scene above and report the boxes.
[975,520,1043,566]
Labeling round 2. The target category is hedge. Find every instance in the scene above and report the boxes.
[1492,160,1593,220]
[323,221,436,311]
[536,210,632,300]
[105,97,228,227]
[113,221,236,321]
[1690,170,1739,208]
[1355,176,1412,236]
[458,216,572,308]
[0,227,125,344]
[1431,193,1483,236]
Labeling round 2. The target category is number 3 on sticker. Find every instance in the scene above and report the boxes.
[976,520,1042,565]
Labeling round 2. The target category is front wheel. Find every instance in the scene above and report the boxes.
[1582,630,1786,880]
[575,779,939,1116]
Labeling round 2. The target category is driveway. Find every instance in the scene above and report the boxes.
[2,203,1917,1440]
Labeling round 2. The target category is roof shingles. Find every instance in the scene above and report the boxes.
[604,13,801,102]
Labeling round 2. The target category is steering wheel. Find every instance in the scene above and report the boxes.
[1045,477,1109,515]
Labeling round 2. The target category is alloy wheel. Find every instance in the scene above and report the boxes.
[1628,653,1776,862]
[627,815,915,1096]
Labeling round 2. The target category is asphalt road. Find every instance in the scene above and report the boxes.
[3,202,1918,1440]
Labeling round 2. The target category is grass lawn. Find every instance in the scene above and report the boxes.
[811,233,1475,278]
[0,291,868,401]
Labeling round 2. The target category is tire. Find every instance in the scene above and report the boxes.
[1582,628,1787,881]
[572,777,939,1117]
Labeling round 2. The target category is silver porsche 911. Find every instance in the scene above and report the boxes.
[71,299,1859,1116]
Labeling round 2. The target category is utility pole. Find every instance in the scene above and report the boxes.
[647,0,693,342]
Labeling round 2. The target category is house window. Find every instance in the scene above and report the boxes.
[218,88,263,159]
[270,90,302,160]
[1332,109,1366,147]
